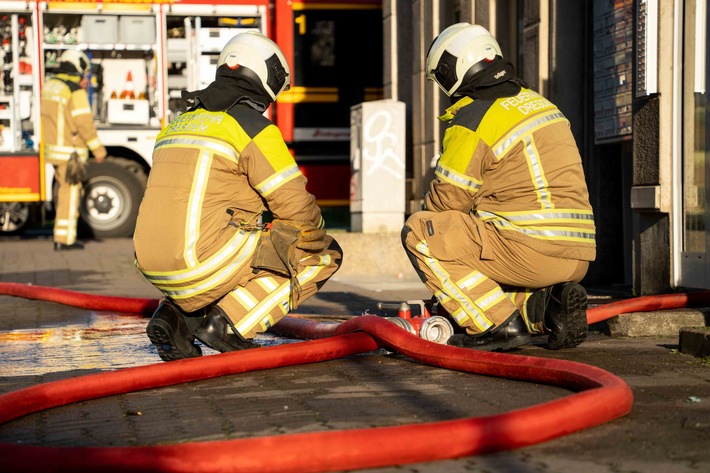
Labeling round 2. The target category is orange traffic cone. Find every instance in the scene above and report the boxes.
[120,71,136,100]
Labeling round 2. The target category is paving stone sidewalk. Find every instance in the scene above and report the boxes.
[0,236,709,473]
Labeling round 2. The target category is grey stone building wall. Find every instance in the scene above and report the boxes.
[383,0,699,293]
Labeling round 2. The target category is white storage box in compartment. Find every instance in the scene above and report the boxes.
[119,16,156,44]
[198,55,220,88]
[0,124,15,150]
[198,28,240,52]
[80,15,118,44]
[167,38,188,63]
[106,99,150,125]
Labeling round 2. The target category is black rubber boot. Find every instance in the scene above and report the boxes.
[545,283,588,350]
[447,311,531,351]
[146,300,203,361]
[54,241,84,251]
[193,307,260,353]
[524,286,553,334]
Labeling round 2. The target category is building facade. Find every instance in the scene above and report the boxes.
[384,0,708,295]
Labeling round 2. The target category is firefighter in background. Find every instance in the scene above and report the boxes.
[41,50,107,250]
[402,23,596,351]
[134,31,342,362]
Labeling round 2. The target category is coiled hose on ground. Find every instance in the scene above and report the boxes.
[0,282,706,473]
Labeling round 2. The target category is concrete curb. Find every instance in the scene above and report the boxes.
[608,309,710,338]
[330,231,418,279]
[679,326,710,358]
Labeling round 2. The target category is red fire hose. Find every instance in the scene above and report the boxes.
[0,282,158,314]
[586,290,710,323]
[0,283,704,473]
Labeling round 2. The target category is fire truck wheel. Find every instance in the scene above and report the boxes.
[79,159,147,239]
[0,202,32,235]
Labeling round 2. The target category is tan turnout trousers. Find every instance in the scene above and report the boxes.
[403,210,588,335]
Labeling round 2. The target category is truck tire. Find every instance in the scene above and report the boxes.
[0,202,32,235]
[79,159,147,239]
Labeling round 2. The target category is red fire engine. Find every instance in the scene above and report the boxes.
[0,0,382,236]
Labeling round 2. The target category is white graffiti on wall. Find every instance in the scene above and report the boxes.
[362,109,405,178]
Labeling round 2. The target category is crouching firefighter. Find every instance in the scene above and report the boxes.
[401,23,596,351]
[133,32,342,361]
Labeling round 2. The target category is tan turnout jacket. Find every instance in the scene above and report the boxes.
[425,89,596,261]
[133,105,324,313]
[41,73,106,163]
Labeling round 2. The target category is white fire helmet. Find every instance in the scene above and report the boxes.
[425,23,503,96]
[59,49,91,75]
[217,31,291,101]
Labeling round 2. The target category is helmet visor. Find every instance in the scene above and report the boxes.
[265,53,290,98]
